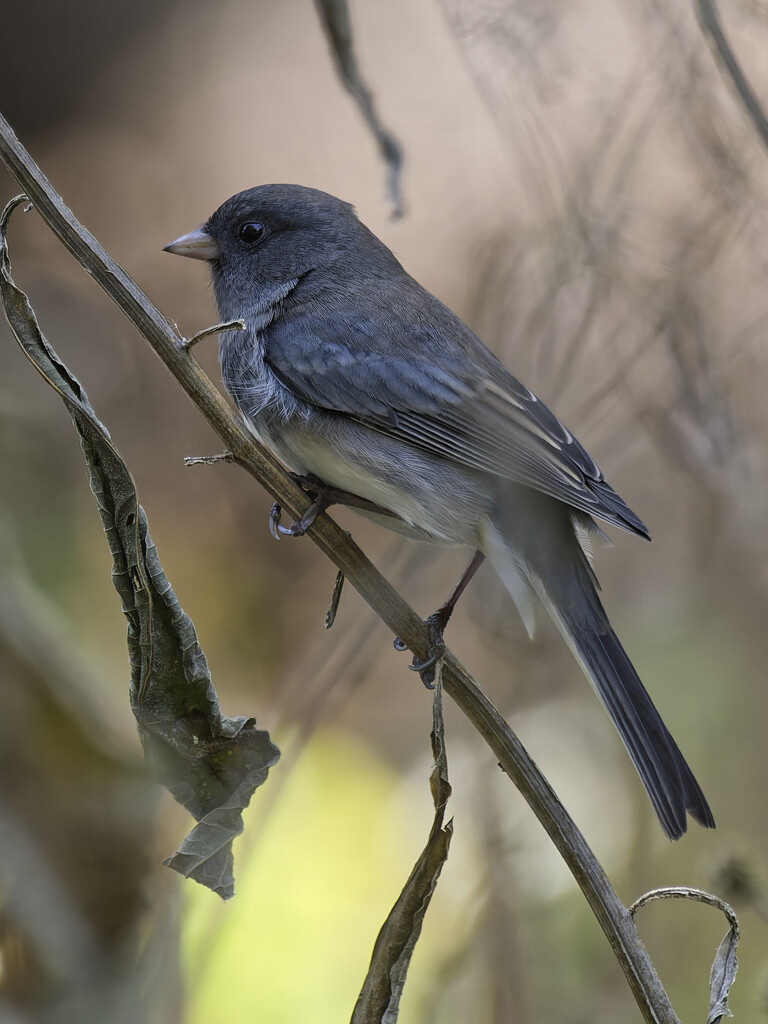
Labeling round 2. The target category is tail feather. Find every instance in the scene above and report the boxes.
[484,491,714,839]
[534,573,714,839]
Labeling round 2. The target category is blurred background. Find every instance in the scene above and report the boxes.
[2,0,768,1021]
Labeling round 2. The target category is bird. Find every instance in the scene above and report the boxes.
[164,183,714,839]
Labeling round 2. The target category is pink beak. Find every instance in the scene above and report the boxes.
[163,226,221,261]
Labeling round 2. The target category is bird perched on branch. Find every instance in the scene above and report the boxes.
[165,183,714,839]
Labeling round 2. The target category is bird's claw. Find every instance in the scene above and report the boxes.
[394,611,449,689]
[269,500,319,539]
[408,639,445,689]
[269,502,284,539]
[270,473,398,541]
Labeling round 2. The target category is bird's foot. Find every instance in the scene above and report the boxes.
[269,474,396,539]
[394,606,452,689]
[269,499,324,538]
[268,475,331,538]
[393,551,485,688]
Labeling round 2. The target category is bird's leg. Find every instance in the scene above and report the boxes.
[395,550,486,688]
[269,473,397,538]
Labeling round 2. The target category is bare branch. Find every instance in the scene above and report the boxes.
[0,111,679,1023]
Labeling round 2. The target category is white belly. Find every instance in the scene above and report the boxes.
[244,414,482,546]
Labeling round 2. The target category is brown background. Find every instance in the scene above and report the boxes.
[2,1,767,1021]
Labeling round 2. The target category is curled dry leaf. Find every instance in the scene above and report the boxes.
[630,886,739,1023]
[351,681,453,1024]
[0,196,280,900]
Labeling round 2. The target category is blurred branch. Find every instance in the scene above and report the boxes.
[696,0,768,155]
[0,111,679,1023]
[0,510,159,1018]
[314,0,404,218]
[0,807,98,988]
[0,505,135,756]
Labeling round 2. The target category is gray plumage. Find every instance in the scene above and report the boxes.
[165,183,714,839]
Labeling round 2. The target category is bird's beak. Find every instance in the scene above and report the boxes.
[162,225,221,261]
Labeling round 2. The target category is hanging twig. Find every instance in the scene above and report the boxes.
[696,0,768,155]
[314,0,404,217]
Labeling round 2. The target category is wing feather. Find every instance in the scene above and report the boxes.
[262,286,649,538]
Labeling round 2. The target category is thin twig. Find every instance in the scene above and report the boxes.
[183,451,235,467]
[0,111,678,1024]
[314,0,404,218]
[696,0,768,154]
[181,318,245,351]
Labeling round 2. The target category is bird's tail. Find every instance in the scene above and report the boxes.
[484,515,714,839]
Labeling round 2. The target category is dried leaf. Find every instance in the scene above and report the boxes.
[351,682,452,1024]
[629,885,740,1024]
[707,918,738,1023]
[429,677,452,815]
[0,196,279,899]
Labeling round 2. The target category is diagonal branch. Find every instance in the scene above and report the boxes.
[314,0,404,217]
[696,0,768,154]
[0,111,678,1024]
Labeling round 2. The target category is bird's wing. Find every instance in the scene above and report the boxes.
[263,292,649,538]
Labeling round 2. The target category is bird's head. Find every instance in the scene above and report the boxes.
[164,184,399,318]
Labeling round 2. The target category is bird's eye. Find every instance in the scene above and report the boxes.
[237,221,265,245]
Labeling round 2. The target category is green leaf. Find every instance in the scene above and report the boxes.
[0,196,279,899]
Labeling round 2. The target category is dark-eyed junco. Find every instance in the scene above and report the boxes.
[164,184,714,839]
